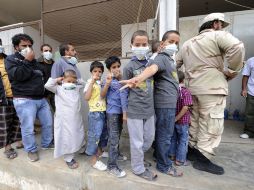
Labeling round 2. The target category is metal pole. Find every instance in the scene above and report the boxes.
[40,0,44,45]
[159,0,177,39]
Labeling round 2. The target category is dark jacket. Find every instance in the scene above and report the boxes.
[37,56,54,96]
[5,52,45,99]
[0,53,8,105]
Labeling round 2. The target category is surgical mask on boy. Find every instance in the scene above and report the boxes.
[20,47,31,57]
[62,82,76,90]
[131,46,149,60]
[67,56,78,65]
[43,51,53,60]
[0,46,4,54]
[163,43,178,56]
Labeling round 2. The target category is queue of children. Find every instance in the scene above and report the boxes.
[2,29,192,181]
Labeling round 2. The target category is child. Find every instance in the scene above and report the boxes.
[150,40,161,60]
[121,30,183,177]
[122,30,157,181]
[169,71,192,166]
[45,70,85,169]
[101,56,127,178]
[84,61,108,171]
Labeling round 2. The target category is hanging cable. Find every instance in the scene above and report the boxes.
[224,0,254,10]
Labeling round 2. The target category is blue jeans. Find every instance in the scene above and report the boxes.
[85,112,108,156]
[107,113,122,169]
[155,108,176,173]
[169,124,189,162]
[13,98,53,153]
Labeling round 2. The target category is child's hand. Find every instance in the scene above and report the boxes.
[56,77,64,84]
[122,112,127,124]
[106,73,113,85]
[92,74,100,82]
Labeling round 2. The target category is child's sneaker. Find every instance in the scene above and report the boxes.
[100,151,109,158]
[117,153,127,161]
[92,160,107,171]
[108,167,126,178]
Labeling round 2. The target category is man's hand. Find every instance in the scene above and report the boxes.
[223,71,238,81]
[241,90,247,98]
[122,112,127,124]
[24,49,35,62]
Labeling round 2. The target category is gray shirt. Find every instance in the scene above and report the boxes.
[152,52,179,109]
[122,59,154,119]
[51,57,81,79]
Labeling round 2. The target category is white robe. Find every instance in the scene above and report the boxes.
[45,78,85,158]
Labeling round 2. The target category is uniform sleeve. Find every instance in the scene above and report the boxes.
[176,49,184,69]
[216,31,245,74]
[182,89,193,106]
[242,59,253,76]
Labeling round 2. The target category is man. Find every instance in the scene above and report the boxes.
[0,39,22,159]
[51,43,81,79]
[37,44,55,111]
[5,34,53,162]
[240,57,254,139]
[176,13,245,175]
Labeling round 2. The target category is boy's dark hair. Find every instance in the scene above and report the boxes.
[90,61,104,73]
[162,30,180,42]
[59,43,73,56]
[64,69,77,79]
[131,30,149,44]
[12,33,34,47]
[177,70,185,83]
[151,40,160,53]
[105,56,121,70]
[199,20,219,33]
[41,44,52,51]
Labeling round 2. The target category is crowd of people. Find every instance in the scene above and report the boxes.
[0,12,250,181]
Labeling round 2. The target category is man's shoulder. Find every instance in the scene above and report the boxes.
[246,57,254,65]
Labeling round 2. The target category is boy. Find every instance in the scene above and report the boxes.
[169,71,192,166]
[45,70,85,169]
[122,30,157,181]
[101,56,127,178]
[121,30,183,177]
[84,61,108,171]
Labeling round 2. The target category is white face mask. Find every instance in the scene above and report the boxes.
[20,47,31,57]
[0,46,4,54]
[163,43,178,56]
[43,51,53,60]
[131,46,149,60]
[67,56,78,65]
[62,82,76,90]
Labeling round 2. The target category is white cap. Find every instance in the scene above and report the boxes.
[201,13,229,28]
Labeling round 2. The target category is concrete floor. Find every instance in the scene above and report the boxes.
[0,120,253,190]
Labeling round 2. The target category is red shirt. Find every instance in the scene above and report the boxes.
[176,86,192,124]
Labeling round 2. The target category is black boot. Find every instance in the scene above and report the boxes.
[187,146,199,161]
[193,150,224,175]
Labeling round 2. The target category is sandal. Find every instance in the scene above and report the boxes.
[175,160,191,166]
[167,166,183,177]
[4,148,18,159]
[144,160,152,168]
[137,168,157,181]
[66,159,79,169]
[16,143,24,149]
